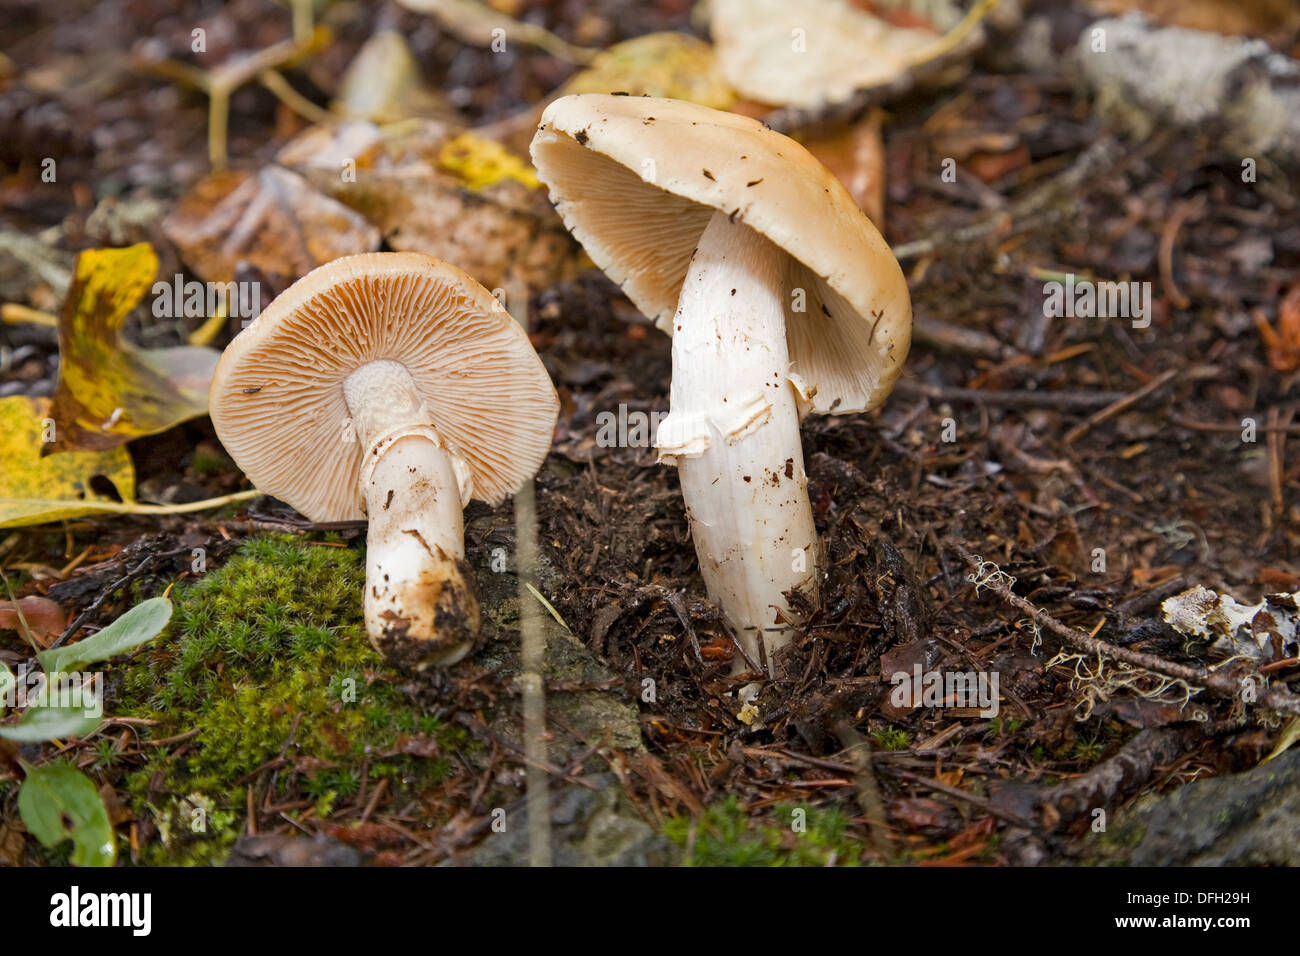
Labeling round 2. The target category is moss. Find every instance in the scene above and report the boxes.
[663,797,863,866]
[873,727,912,752]
[116,535,471,865]
[189,450,231,477]
[1072,737,1106,763]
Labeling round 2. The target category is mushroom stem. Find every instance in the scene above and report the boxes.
[344,360,480,668]
[656,213,817,680]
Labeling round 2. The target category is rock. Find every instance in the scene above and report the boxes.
[468,773,680,867]
[1093,749,1300,865]
[226,832,364,867]
[470,535,646,762]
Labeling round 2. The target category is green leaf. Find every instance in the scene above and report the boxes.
[0,701,102,742]
[18,763,116,866]
[38,597,173,673]
[0,662,12,717]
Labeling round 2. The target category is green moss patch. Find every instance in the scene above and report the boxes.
[117,535,469,865]
[663,797,862,866]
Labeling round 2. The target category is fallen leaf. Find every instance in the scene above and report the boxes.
[560,32,736,108]
[396,0,598,63]
[0,596,66,647]
[1253,285,1300,372]
[334,29,454,124]
[478,32,740,157]
[0,395,135,527]
[17,762,116,866]
[437,131,541,192]
[967,143,1032,182]
[278,121,577,291]
[0,823,24,865]
[45,244,219,453]
[1262,716,1300,764]
[0,701,102,743]
[38,596,172,673]
[163,167,381,285]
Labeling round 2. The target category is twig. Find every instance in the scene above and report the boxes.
[892,139,1121,260]
[954,544,1300,718]
[1062,368,1178,444]
[912,316,1016,361]
[888,767,1043,833]
[1158,198,1202,310]
[832,721,894,857]
[2,489,260,518]
[1172,415,1300,435]
[49,548,186,649]
[894,379,1128,410]
[1,303,58,327]
[259,69,334,125]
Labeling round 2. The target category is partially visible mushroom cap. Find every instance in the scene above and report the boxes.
[708,0,962,111]
[210,252,558,521]
[530,94,911,415]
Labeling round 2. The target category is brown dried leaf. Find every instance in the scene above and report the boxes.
[163,166,381,285]
[334,30,455,124]
[278,121,577,292]
[0,596,66,646]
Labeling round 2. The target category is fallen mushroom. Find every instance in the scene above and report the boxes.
[708,0,992,115]
[209,252,559,669]
[531,95,911,682]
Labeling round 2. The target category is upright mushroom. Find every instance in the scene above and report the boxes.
[209,252,559,669]
[531,95,911,681]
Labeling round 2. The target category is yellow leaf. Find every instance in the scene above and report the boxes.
[438,131,541,192]
[560,33,736,109]
[0,396,135,528]
[47,244,220,453]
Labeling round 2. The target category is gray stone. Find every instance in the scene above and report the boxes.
[1095,749,1300,865]
[469,773,680,867]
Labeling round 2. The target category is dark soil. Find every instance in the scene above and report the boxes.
[2,0,1299,865]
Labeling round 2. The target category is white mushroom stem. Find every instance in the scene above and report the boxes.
[655,213,818,681]
[344,360,480,668]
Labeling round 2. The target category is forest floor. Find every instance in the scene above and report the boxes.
[2,0,1299,866]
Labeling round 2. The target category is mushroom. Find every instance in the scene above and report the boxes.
[209,252,559,669]
[531,94,911,681]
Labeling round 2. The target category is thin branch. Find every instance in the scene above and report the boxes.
[953,544,1300,719]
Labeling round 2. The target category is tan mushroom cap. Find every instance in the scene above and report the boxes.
[530,94,911,415]
[210,252,558,522]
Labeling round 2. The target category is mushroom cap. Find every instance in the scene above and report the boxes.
[709,0,952,111]
[210,252,558,522]
[530,94,911,415]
